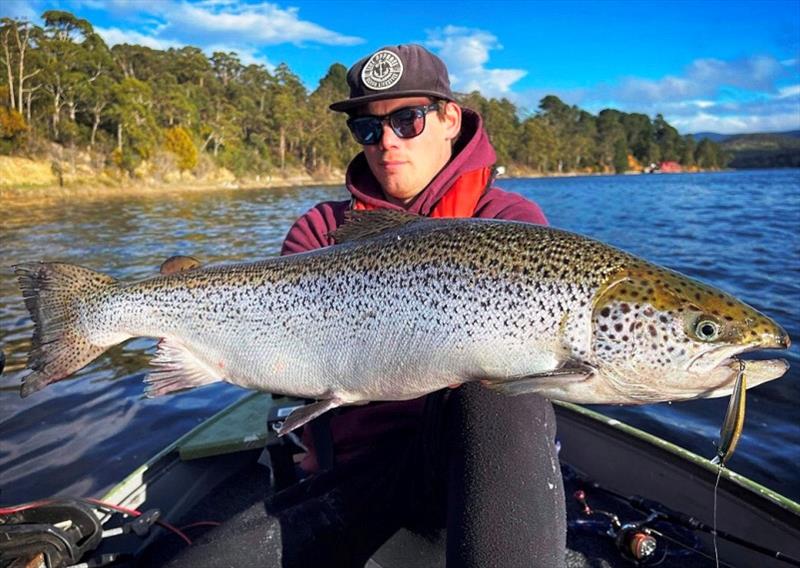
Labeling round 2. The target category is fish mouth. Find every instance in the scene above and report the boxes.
[688,330,791,373]
[699,356,790,398]
[688,330,790,398]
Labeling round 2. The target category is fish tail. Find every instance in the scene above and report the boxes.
[14,262,118,398]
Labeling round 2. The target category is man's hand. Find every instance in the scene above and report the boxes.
[160,255,201,275]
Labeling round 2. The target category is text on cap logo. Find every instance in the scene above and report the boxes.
[361,50,404,91]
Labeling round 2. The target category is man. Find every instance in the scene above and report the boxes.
[275,44,566,567]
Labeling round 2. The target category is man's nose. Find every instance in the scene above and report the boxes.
[378,123,401,148]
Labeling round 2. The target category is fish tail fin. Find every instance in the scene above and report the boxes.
[14,262,118,397]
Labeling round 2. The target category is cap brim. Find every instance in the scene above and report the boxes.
[330,90,456,112]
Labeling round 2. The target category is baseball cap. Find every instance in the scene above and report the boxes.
[330,44,456,112]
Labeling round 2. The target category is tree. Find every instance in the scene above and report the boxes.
[518,116,557,173]
[38,10,98,140]
[654,113,681,162]
[164,126,197,171]
[695,138,722,169]
[108,77,158,171]
[307,63,355,171]
[1,18,41,113]
[613,139,629,173]
[596,109,626,171]
[270,63,308,170]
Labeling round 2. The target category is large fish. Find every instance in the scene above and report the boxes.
[14,211,790,434]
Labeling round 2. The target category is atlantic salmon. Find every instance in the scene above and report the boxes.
[14,211,790,434]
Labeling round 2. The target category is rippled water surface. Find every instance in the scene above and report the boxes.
[1,169,798,504]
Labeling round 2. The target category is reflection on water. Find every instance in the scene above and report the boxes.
[1,170,798,505]
[0,184,348,503]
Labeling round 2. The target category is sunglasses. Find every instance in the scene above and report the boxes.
[346,103,440,145]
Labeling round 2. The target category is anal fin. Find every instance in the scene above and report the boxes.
[144,338,223,397]
[483,364,594,396]
[277,398,344,436]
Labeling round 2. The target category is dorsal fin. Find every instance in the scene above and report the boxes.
[330,209,427,244]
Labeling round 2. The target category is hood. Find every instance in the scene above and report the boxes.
[344,108,497,215]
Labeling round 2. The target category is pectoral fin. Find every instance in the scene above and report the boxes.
[144,338,223,397]
[277,398,344,436]
[483,364,595,396]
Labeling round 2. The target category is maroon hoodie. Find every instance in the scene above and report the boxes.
[281,108,548,472]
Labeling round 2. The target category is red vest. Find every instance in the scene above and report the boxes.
[352,166,493,218]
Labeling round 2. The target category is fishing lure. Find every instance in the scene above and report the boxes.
[712,358,747,466]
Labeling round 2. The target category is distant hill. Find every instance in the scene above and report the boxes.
[691,130,800,143]
[689,131,800,168]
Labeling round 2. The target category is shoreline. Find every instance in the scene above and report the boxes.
[0,172,344,208]
[0,165,737,208]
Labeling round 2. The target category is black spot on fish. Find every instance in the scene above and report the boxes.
[621,303,630,313]
[614,323,623,332]
[601,307,610,317]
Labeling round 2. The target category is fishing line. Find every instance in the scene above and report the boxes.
[712,359,746,568]
[713,464,723,568]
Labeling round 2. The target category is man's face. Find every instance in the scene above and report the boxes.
[358,97,461,205]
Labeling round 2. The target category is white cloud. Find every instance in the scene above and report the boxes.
[671,111,800,134]
[778,84,800,98]
[524,54,799,134]
[205,43,274,70]
[95,27,183,51]
[161,1,363,47]
[606,56,787,104]
[426,26,526,97]
[0,0,39,21]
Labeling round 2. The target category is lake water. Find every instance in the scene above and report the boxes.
[1,169,798,505]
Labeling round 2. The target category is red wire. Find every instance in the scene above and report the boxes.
[85,498,142,517]
[2,496,205,547]
[157,520,193,545]
[0,500,54,515]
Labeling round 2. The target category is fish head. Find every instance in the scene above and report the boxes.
[584,263,790,403]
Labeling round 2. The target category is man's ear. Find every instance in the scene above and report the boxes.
[442,102,462,142]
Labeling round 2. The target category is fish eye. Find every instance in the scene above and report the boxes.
[695,319,720,341]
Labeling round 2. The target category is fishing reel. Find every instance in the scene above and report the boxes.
[573,489,665,565]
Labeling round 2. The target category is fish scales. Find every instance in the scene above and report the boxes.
[13,213,790,433]
[103,221,618,399]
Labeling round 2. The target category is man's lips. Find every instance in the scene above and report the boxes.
[379,159,407,169]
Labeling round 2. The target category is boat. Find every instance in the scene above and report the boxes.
[2,392,799,567]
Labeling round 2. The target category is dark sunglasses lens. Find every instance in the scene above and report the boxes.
[389,108,424,138]
[349,117,382,145]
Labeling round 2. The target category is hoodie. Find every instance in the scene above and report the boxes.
[281,108,547,472]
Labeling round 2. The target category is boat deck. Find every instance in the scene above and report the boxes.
[98,393,800,568]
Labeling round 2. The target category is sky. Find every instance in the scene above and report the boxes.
[2,0,799,134]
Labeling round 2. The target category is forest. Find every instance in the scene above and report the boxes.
[0,11,728,182]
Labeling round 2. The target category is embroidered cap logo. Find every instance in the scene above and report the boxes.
[361,50,404,91]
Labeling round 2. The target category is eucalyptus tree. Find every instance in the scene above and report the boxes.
[38,10,97,140]
[620,112,655,165]
[108,77,159,171]
[518,116,557,173]
[270,62,308,170]
[654,113,681,162]
[0,18,41,115]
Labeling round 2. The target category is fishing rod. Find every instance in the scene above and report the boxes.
[566,465,800,567]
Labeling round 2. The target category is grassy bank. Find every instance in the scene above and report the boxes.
[0,155,343,206]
